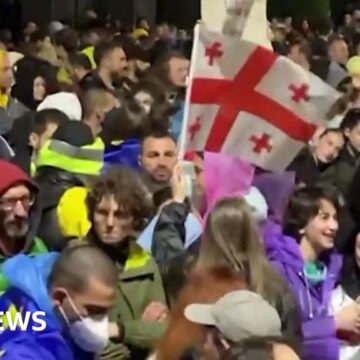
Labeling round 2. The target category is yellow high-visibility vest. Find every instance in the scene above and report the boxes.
[36,137,104,176]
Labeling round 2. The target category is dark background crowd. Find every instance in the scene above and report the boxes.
[0,1,360,360]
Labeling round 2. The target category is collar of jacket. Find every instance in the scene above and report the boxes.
[84,233,154,279]
[119,242,154,280]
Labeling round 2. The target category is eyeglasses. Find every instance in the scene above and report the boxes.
[0,195,35,212]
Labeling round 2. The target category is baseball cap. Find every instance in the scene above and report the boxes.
[184,290,281,343]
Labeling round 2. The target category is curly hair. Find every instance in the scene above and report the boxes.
[87,166,153,231]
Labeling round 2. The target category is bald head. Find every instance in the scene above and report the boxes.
[50,244,118,293]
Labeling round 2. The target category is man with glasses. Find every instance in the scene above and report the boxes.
[0,160,47,293]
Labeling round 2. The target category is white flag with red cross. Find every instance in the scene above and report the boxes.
[181,25,340,172]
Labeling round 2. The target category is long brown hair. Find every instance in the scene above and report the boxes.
[197,197,287,306]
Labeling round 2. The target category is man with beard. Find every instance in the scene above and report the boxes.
[80,40,127,95]
[149,51,190,140]
[139,130,178,209]
[0,160,47,293]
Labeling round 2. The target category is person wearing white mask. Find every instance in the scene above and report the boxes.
[0,245,118,360]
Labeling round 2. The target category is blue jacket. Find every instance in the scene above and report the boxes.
[103,139,140,171]
[0,253,93,360]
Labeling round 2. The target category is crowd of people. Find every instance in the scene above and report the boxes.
[1,6,360,360]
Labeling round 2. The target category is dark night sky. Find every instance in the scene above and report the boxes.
[0,0,359,33]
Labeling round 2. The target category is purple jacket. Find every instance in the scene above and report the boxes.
[264,222,342,360]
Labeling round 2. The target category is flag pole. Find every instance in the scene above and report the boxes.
[178,23,201,160]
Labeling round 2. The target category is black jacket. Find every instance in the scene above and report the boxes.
[152,201,200,302]
[35,166,84,251]
[287,147,330,186]
[152,201,193,266]
[79,71,109,92]
[7,111,35,174]
[321,144,360,196]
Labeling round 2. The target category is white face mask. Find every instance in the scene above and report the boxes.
[69,315,109,353]
[59,294,109,353]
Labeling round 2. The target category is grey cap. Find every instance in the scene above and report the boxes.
[184,290,281,343]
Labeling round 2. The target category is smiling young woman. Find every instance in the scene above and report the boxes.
[264,185,358,360]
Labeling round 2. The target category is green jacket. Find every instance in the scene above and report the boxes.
[70,239,167,360]
[0,237,48,294]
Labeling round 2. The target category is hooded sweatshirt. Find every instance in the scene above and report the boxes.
[0,160,47,293]
[264,222,342,360]
[0,253,92,360]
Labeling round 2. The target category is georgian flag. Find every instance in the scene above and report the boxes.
[181,25,340,172]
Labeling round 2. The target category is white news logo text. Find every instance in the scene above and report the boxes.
[0,311,46,331]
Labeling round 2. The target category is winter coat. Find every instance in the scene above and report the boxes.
[7,111,35,174]
[35,167,84,251]
[151,201,198,267]
[149,201,201,302]
[0,253,93,360]
[70,237,167,360]
[321,144,360,197]
[287,147,331,186]
[264,222,343,360]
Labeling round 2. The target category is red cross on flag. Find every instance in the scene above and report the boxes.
[181,25,340,172]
